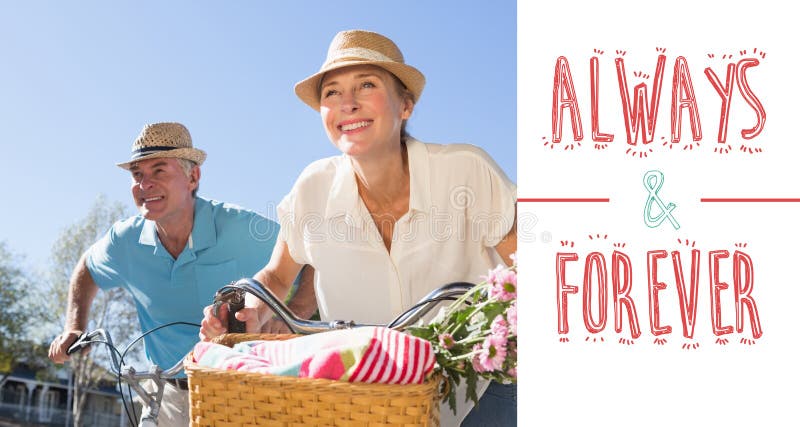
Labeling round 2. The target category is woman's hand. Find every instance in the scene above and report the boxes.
[261,318,292,334]
[199,304,227,341]
[199,296,273,341]
[235,293,273,333]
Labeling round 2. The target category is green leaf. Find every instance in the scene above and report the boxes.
[446,375,458,414]
[482,302,506,324]
[450,369,462,386]
[406,326,435,341]
[465,367,479,406]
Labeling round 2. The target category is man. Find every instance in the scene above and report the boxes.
[49,122,316,425]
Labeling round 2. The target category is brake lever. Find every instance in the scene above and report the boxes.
[212,286,246,333]
[66,332,89,355]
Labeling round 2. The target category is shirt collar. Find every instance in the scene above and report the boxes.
[323,138,432,223]
[138,197,216,255]
[191,197,216,251]
[324,154,360,222]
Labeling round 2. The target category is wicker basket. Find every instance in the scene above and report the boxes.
[185,333,442,427]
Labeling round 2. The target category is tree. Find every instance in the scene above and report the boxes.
[44,195,141,427]
[1,244,59,393]
[0,242,28,386]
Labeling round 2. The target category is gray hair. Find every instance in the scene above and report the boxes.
[177,158,199,197]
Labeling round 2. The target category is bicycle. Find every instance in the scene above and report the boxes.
[66,323,199,427]
[70,278,475,426]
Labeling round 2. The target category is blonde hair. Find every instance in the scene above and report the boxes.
[387,73,415,143]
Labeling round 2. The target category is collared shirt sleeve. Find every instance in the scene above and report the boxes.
[85,223,128,291]
[449,144,517,248]
[475,148,517,248]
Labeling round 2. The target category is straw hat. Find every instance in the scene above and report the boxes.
[117,122,206,170]
[294,29,426,111]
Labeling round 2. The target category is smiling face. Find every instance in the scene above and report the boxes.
[319,65,413,158]
[129,157,198,223]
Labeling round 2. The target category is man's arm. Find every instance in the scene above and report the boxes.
[48,252,99,363]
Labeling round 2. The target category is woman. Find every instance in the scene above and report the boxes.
[201,29,517,426]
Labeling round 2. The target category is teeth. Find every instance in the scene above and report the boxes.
[341,121,370,131]
[144,197,162,202]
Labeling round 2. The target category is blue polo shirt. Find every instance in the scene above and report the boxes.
[86,197,278,369]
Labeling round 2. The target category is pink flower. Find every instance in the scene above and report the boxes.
[478,335,507,372]
[489,268,517,302]
[471,343,487,373]
[481,264,503,286]
[507,367,517,378]
[506,302,517,336]
[438,333,455,350]
[491,315,509,339]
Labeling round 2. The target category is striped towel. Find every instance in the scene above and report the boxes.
[193,326,434,384]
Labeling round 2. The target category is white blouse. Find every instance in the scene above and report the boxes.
[278,138,516,324]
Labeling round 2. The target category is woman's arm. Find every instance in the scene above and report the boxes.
[494,204,518,266]
[252,239,304,300]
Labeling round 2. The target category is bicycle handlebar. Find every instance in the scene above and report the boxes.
[387,282,477,328]
[66,328,184,378]
[66,332,88,355]
[67,329,123,373]
[218,278,476,334]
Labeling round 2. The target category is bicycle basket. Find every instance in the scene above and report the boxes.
[185,333,442,427]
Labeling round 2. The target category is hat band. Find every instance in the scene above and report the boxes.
[327,47,396,65]
[131,145,181,159]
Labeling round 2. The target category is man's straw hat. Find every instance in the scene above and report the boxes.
[294,29,426,111]
[117,122,206,170]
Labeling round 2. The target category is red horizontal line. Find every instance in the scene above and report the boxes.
[518,198,610,203]
[701,198,800,202]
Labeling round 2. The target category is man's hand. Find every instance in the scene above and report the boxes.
[48,330,83,364]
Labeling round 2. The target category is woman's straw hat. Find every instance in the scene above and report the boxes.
[294,29,426,111]
[117,122,206,170]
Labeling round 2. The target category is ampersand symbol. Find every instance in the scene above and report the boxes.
[643,170,680,230]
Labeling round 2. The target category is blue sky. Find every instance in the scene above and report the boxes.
[0,1,516,269]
